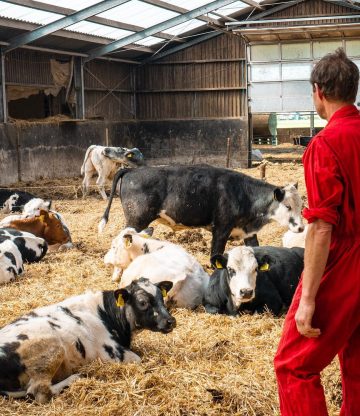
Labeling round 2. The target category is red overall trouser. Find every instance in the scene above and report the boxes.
[274,240,360,416]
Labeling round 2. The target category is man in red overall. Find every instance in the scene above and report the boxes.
[274,48,360,415]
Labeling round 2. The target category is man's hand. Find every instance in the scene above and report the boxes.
[295,298,321,338]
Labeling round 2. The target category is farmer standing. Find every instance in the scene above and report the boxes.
[274,48,360,415]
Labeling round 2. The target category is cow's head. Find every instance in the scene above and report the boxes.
[2,193,19,213]
[104,227,154,282]
[270,183,304,233]
[211,246,273,309]
[114,277,176,333]
[39,210,71,246]
[102,147,144,167]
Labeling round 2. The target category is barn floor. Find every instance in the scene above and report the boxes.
[0,161,342,416]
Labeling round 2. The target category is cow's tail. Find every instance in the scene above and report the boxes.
[98,168,131,234]
[80,145,96,175]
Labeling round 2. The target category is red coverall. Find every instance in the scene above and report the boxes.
[274,105,360,416]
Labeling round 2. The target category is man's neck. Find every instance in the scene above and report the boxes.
[324,101,353,121]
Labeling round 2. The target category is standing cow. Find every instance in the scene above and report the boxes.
[81,145,144,200]
[203,246,304,316]
[0,278,175,403]
[99,165,304,257]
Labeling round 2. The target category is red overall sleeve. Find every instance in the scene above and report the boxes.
[302,138,344,226]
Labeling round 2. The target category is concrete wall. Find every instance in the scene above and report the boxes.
[0,118,248,186]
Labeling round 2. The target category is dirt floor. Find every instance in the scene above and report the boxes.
[0,156,342,416]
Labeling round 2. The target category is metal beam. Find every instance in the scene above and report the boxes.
[323,0,360,11]
[141,0,219,25]
[3,0,183,43]
[240,0,263,9]
[74,57,85,120]
[84,0,237,62]
[4,0,131,53]
[240,0,306,22]
[0,48,7,122]
[143,31,220,63]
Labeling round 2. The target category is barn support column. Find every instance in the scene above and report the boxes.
[74,57,85,120]
[0,48,7,123]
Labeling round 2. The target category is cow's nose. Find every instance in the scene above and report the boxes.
[240,289,254,299]
[167,317,176,327]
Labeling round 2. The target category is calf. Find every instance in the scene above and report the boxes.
[203,246,304,316]
[282,225,307,248]
[0,190,37,213]
[81,145,144,200]
[23,198,52,216]
[104,227,209,309]
[0,278,175,403]
[99,165,304,257]
[1,210,72,250]
[0,239,24,284]
[0,228,47,263]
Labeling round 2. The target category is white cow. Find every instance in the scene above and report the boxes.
[23,198,52,216]
[0,239,24,283]
[104,227,209,309]
[81,145,144,200]
[282,225,308,248]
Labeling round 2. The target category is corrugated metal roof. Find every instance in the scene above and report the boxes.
[0,0,263,60]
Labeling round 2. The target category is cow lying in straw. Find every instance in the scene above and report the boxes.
[0,278,175,403]
[0,210,72,250]
[0,239,24,284]
[104,227,209,309]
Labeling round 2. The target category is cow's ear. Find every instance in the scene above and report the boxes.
[257,255,274,272]
[114,288,130,307]
[273,188,285,202]
[46,200,52,210]
[292,182,298,190]
[211,254,228,269]
[140,227,154,237]
[157,281,173,297]
[123,234,133,248]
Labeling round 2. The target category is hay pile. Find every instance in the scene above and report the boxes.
[0,162,341,416]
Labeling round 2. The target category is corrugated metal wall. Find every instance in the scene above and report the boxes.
[136,34,247,120]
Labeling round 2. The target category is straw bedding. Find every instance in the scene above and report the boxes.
[0,162,341,416]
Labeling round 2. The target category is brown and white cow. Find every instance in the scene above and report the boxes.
[104,227,209,309]
[0,278,175,403]
[81,145,144,200]
[0,210,72,250]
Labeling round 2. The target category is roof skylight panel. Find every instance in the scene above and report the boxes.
[0,1,60,24]
[65,20,133,39]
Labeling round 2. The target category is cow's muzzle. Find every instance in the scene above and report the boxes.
[158,316,176,333]
[239,288,254,300]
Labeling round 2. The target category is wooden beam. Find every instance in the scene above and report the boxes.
[0,48,7,123]
[74,57,85,119]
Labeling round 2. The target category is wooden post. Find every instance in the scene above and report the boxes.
[74,57,85,119]
[105,127,109,146]
[226,137,231,168]
[260,161,267,181]
[0,47,7,123]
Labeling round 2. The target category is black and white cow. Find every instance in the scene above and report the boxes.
[0,239,24,284]
[203,246,304,316]
[0,228,47,263]
[282,225,307,248]
[0,278,175,403]
[81,145,144,200]
[0,190,38,213]
[99,165,304,256]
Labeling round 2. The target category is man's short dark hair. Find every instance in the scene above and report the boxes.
[310,48,359,103]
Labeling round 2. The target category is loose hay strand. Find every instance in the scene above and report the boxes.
[0,161,341,416]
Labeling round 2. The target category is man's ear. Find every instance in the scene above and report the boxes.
[114,288,130,307]
[157,281,173,297]
[211,254,228,269]
[273,188,285,202]
[123,234,133,249]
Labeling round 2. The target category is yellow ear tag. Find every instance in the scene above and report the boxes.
[215,260,223,269]
[141,233,151,239]
[124,238,132,249]
[161,288,167,298]
[127,153,133,158]
[116,294,125,307]
[260,263,270,272]
[38,214,46,223]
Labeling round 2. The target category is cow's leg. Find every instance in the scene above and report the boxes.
[19,338,66,403]
[82,170,95,198]
[211,224,232,257]
[96,173,108,200]
[50,374,81,396]
[244,234,259,247]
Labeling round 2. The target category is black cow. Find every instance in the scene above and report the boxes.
[0,190,37,213]
[203,246,304,316]
[99,165,304,257]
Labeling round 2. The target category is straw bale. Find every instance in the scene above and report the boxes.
[0,162,341,415]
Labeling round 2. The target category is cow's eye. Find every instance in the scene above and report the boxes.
[137,299,148,309]
[285,205,291,211]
